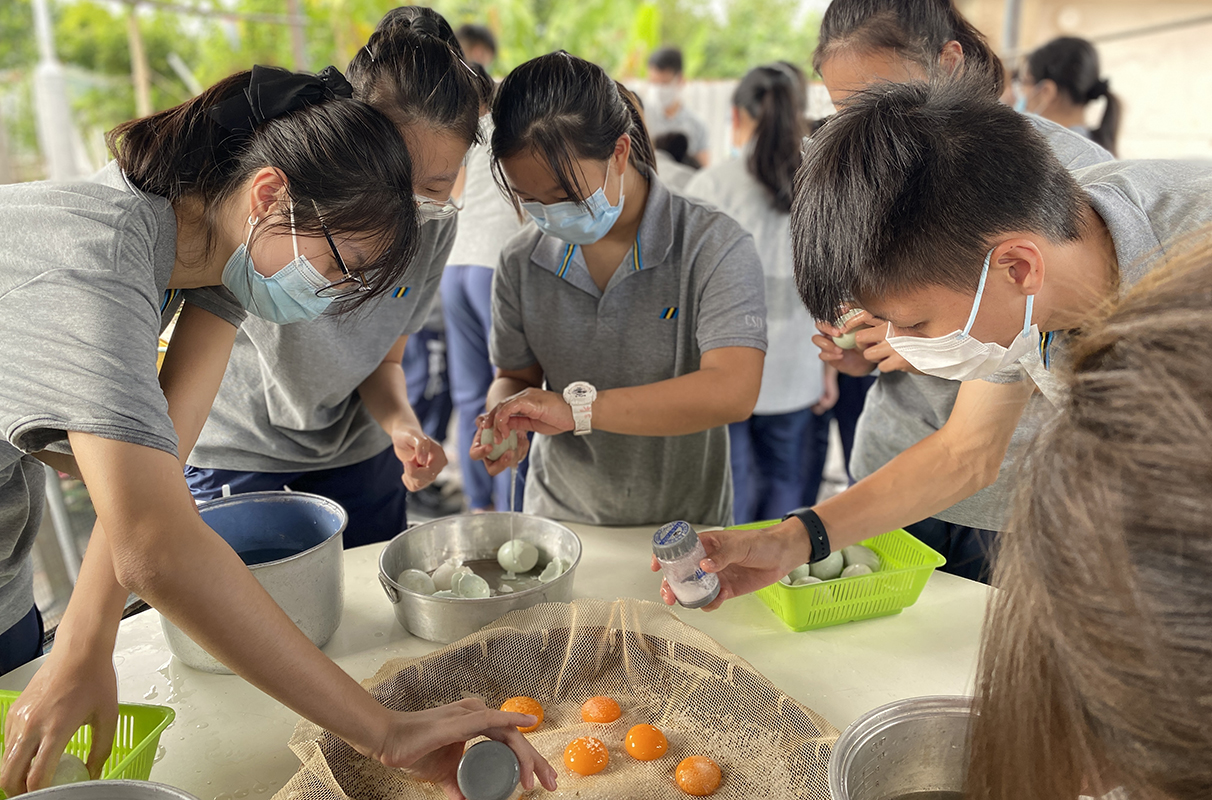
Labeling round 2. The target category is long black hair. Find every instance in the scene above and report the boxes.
[814,0,1004,98]
[1026,37,1120,156]
[734,64,806,213]
[490,51,656,206]
[107,68,416,310]
[346,6,492,147]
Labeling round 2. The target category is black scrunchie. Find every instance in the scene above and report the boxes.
[1087,78,1110,102]
[208,64,355,135]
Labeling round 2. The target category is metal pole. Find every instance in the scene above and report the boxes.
[30,0,86,180]
[285,0,308,70]
[43,465,81,585]
[1002,0,1023,57]
[127,5,154,118]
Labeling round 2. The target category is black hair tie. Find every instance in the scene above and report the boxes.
[1088,78,1110,102]
[208,64,355,136]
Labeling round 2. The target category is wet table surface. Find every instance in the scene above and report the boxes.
[0,522,990,798]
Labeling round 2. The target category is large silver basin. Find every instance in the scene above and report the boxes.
[378,513,581,643]
[161,491,346,673]
[24,782,200,800]
[829,696,972,800]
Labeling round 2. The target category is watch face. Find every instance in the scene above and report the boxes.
[567,384,593,403]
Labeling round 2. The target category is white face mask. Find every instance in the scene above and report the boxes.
[886,249,1040,382]
[650,84,680,112]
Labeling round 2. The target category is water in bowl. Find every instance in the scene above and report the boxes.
[890,793,965,800]
[238,547,302,566]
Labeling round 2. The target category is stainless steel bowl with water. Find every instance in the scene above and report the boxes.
[828,695,972,800]
[161,491,346,673]
[378,512,581,643]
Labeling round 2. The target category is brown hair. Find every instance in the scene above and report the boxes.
[966,230,1212,799]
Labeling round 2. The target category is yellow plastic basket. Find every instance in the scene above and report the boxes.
[732,523,946,631]
[0,690,174,795]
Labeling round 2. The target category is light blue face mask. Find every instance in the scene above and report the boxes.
[520,162,625,246]
[221,204,334,324]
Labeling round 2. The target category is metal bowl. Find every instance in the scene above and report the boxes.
[161,491,346,673]
[828,695,972,800]
[24,781,200,800]
[378,513,581,643]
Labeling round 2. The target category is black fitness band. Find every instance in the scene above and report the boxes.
[782,507,832,564]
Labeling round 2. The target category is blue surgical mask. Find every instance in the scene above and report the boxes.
[1013,93,1028,114]
[520,163,625,246]
[221,204,333,324]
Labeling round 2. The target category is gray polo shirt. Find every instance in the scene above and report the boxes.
[983,158,1212,403]
[648,105,711,158]
[0,162,215,633]
[491,171,768,527]
[188,216,458,472]
[849,116,1115,531]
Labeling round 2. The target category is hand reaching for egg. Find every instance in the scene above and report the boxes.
[651,520,811,612]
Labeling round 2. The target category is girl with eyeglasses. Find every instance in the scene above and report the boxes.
[179,6,488,547]
[0,20,556,800]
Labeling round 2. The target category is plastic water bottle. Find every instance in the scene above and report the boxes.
[653,521,720,609]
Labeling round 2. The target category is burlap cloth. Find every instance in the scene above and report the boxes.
[274,598,837,799]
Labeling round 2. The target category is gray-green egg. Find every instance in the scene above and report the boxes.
[538,558,569,583]
[452,571,491,598]
[841,544,881,572]
[792,576,824,586]
[497,539,539,573]
[397,568,437,595]
[809,551,845,580]
[787,564,814,583]
[480,428,519,461]
[832,331,858,349]
[432,558,467,591]
[51,754,90,786]
[841,564,873,578]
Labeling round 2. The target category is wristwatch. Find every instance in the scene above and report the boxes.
[562,381,597,436]
[782,507,832,564]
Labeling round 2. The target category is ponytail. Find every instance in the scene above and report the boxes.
[1027,37,1118,156]
[491,52,654,206]
[814,0,1004,98]
[106,66,418,310]
[1092,87,1120,157]
[734,65,805,212]
[346,5,490,146]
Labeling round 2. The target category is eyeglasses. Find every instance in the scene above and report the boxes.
[415,193,461,221]
[312,201,371,300]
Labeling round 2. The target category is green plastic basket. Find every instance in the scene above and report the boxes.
[0,690,174,795]
[732,523,946,631]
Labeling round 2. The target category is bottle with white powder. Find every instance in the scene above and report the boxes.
[652,521,720,608]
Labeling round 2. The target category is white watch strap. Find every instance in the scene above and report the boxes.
[571,403,592,435]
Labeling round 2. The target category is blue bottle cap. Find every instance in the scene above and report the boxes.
[652,520,700,561]
[457,740,520,800]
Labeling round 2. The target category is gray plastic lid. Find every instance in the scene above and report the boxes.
[457,740,520,800]
[652,520,700,561]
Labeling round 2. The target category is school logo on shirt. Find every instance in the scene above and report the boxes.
[160,289,181,313]
[390,287,412,299]
[660,307,679,320]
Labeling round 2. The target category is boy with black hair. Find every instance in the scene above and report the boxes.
[655,77,1212,608]
[646,46,711,166]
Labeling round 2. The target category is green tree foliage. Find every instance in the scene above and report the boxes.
[2,0,817,179]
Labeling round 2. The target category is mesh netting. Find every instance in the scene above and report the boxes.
[275,598,837,799]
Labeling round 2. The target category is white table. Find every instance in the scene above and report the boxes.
[0,524,990,799]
